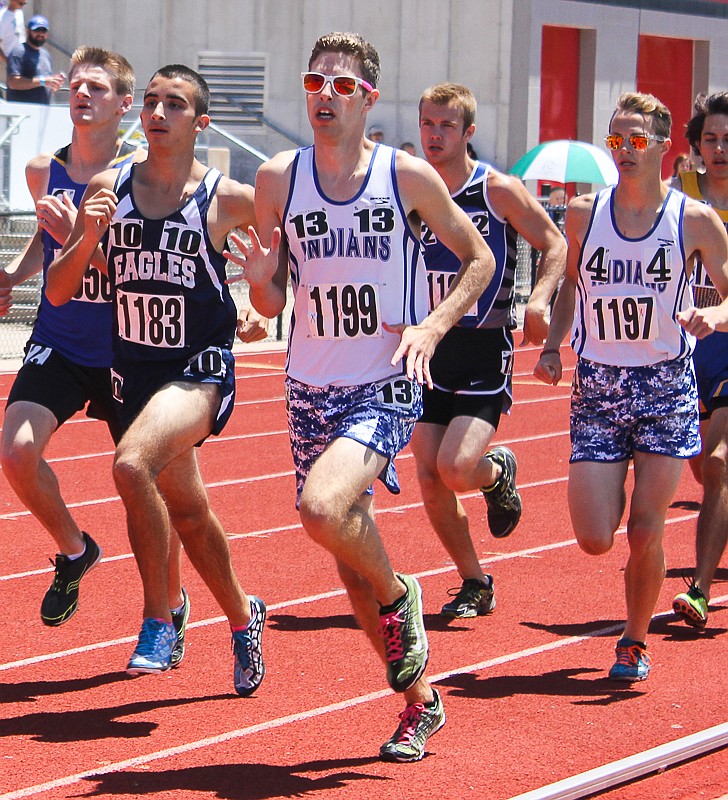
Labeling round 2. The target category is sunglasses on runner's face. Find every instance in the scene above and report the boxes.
[301,72,373,97]
[604,133,666,151]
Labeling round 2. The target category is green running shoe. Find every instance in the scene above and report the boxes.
[380,689,446,762]
[441,576,496,618]
[673,583,708,629]
[378,573,429,693]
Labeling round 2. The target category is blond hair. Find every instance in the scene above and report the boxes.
[70,46,135,96]
[419,83,476,132]
[611,91,671,139]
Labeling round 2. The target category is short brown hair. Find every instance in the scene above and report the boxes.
[70,46,135,96]
[611,91,671,139]
[419,83,476,132]
[309,32,380,89]
[685,92,728,155]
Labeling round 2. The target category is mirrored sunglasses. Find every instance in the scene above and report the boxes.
[604,133,666,151]
[301,72,373,97]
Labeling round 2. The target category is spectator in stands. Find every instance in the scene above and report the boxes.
[399,141,416,156]
[0,0,26,68]
[6,15,65,104]
[547,186,567,233]
[367,123,384,142]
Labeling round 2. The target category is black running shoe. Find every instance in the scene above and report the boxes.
[380,689,446,762]
[40,532,102,627]
[378,573,429,693]
[482,446,522,538]
[170,587,190,668]
[441,576,496,618]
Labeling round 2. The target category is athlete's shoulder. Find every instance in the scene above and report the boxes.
[258,148,297,179]
[214,175,255,221]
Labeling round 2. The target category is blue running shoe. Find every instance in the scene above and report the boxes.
[233,596,266,696]
[126,618,177,675]
[170,587,190,668]
[608,637,651,682]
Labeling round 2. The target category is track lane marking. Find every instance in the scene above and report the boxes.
[1,599,721,800]
[0,510,701,670]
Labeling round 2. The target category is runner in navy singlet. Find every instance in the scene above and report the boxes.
[47,65,266,693]
[671,92,728,629]
[414,82,565,619]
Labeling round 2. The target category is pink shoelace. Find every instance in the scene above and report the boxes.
[378,609,405,661]
[393,703,426,743]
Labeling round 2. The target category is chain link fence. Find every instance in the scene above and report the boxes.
[0,214,544,360]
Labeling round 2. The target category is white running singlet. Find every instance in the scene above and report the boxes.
[572,187,694,366]
[284,144,428,387]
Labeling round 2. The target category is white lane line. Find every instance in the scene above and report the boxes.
[0,470,577,571]
[507,721,728,800]
[1,600,722,800]
[0,428,572,520]
[0,510,701,670]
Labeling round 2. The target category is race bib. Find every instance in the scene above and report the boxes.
[375,375,415,409]
[590,295,658,342]
[307,282,382,339]
[117,289,185,348]
[427,270,478,317]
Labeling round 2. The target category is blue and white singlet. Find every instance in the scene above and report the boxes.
[572,187,694,366]
[31,143,136,367]
[107,165,237,362]
[283,144,428,387]
[420,161,517,329]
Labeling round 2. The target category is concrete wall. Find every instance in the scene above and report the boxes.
[32,0,513,167]
[509,0,728,170]
[16,0,728,175]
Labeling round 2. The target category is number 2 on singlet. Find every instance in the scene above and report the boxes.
[117,290,185,348]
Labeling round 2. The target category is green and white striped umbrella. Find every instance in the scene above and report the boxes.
[510,139,618,185]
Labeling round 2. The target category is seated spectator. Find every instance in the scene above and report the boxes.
[399,141,416,156]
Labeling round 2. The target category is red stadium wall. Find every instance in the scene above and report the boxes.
[539,25,580,197]
[540,25,579,142]
[637,35,694,178]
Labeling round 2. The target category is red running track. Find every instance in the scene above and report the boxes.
[1,343,727,800]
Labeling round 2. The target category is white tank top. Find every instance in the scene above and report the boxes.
[572,187,694,366]
[283,144,429,387]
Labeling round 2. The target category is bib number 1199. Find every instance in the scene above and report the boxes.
[308,282,381,339]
